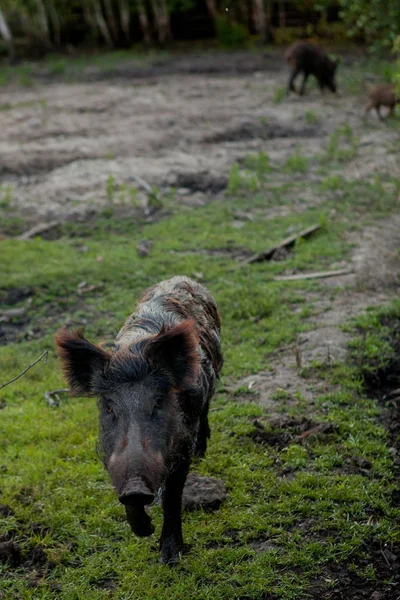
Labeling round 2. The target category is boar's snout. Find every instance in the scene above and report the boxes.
[118,477,155,506]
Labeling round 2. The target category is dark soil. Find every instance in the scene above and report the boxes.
[174,171,227,194]
[0,291,92,346]
[205,121,319,144]
[68,51,286,83]
[249,417,336,450]
[362,316,400,479]
[308,543,400,599]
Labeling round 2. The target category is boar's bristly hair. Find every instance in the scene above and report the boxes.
[145,319,200,389]
[55,329,110,396]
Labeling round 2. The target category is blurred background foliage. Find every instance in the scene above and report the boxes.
[0,0,399,61]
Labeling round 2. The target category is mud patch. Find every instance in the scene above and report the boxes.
[0,152,101,177]
[0,292,94,346]
[249,417,335,450]
[308,543,400,599]
[205,121,319,144]
[360,315,400,479]
[182,474,227,512]
[173,171,227,194]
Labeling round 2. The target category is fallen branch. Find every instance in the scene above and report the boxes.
[274,268,353,282]
[44,388,69,407]
[17,220,60,241]
[0,307,26,322]
[0,349,48,390]
[241,224,321,265]
[129,174,153,195]
[128,175,162,215]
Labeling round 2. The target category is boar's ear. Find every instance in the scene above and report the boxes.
[147,319,200,389]
[55,329,110,396]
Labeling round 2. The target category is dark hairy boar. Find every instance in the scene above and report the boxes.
[285,42,338,96]
[366,83,398,121]
[56,276,223,565]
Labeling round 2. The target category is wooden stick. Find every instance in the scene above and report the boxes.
[242,224,321,265]
[129,174,154,195]
[274,268,353,282]
[17,220,60,241]
[0,349,48,390]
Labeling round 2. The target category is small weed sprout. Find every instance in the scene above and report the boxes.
[274,87,285,104]
[106,175,117,202]
[128,186,139,206]
[243,151,271,181]
[320,175,344,191]
[304,111,321,125]
[284,148,309,173]
[118,183,127,204]
[227,163,242,194]
[227,163,261,194]
[0,185,13,209]
[323,123,359,163]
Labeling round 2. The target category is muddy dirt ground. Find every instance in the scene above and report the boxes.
[0,50,398,223]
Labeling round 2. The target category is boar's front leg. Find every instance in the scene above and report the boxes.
[287,68,300,95]
[299,72,310,96]
[159,462,189,565]
[125,505,155,538]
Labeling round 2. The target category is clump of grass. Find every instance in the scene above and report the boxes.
[320,175,345,191]
[227,163,242,193]
[0,184,13,209]
[284,147,309,173]
[322,123,359,163]
[227,163,261,194]
[242,150,271,181]
[304,110,321,125]
[106,174,117,202]
[274,86,286,104]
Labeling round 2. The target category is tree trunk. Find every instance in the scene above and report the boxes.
[278,0,286,29]
[137,0,151,44]
[265,0,273,41]
[48,1,61,46]
[0,7,15,63]
[35,0,52,46]
[118,0,130,41]
[205,0,218,20]
[102,0,119,43]
[92,0,114,47]
[253,0,266,41]
[151,0,172,44]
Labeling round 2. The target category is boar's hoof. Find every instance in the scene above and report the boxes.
[119,477,155,506]
[125,505,155,537]
[160,537,182,566]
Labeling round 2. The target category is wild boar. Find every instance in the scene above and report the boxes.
[365,83,398,121]
[285,41,338,96]
[56,276,223,565]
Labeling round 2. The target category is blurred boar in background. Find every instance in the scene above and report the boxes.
[56,276,223,565]
[366,84,398,121]
[285,41,338,96]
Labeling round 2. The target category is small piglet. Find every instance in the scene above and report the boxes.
[56,276,223,564]
[366,84,398,121]
[285,41,338,96]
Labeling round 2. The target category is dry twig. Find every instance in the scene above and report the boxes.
[241,224,321,265]
[17,221,60,241]
[0,349,49,390]
[274,268,353,282]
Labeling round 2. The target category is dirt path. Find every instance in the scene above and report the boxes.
[0,52,397,222]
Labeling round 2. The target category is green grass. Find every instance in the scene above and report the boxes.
[1,54,400,599]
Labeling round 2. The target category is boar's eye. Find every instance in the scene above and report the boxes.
[106,405,114,415]
[152,397,163,414]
